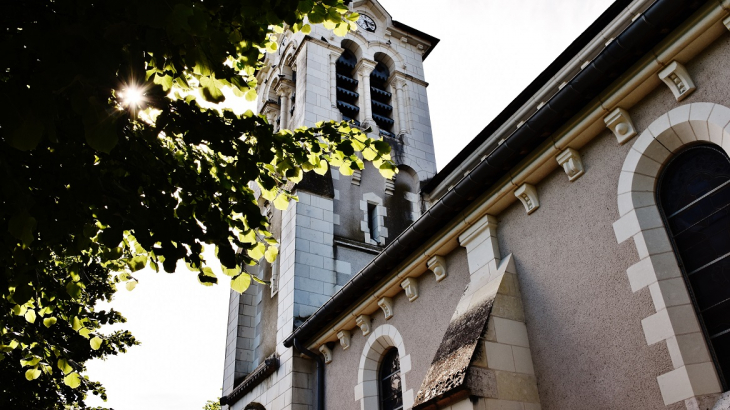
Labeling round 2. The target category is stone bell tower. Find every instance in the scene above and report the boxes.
[221,1,439,408]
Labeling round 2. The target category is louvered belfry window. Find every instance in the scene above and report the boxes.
[379,348,403,410]
[657,144,730,391]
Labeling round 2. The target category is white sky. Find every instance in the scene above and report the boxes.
[85,1,614,408]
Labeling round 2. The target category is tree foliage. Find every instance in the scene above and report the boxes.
[0,0,393,407]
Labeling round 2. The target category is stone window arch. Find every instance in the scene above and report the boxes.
[656,144,730,391]
[612,102,730,406]
[355,324,414,410]
[378,348,403,410]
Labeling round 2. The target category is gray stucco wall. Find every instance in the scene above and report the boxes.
[495,31,730,410]
[323,247,470,410]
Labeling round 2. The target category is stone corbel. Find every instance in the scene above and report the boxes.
[658,61,695,102]
[318,344,333,364]
[385,179,394,196]
[337,330,351,350]
[604,107,637,145]
[378,297,394,320]
[401,278,419,302]
[351,169,362,186]
[427,256,447,282]
[724,16,730,31]
[514,183,539,215]
[356,314,371,336]
[556,148,584,182]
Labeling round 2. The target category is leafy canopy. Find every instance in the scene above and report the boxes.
[0,0,393,408]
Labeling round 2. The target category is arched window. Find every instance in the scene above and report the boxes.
[657,144,730,391]
[378,348,403,410]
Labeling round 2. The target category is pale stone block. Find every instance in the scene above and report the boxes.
[450,399,476,410]
[688,102,714,142]
[708,104,730,146]
[523,403,541,410]
[667,304,702,336]
[613,209,641,244]
[654,127,684,153]
[635,205,664,231]
[495,371,540,403]
[354,383,363,401]
[648,114,672,140]
[512,345,535,375]
[617,192,634,217]
[482,399,523,410]
[401,354,412,373]
[668,104,696,143]
[362,380,378,397]
[362,396,378,409]
[637,230,674,258]
[666,333,712,368]
[649,277,691,310]
[493,317,530,347]
[627,255,666,292]
[403,389,415,410]
[642,308,674,345]
[485,341,516,372]
[658,364,722,405]
[492,293,525,322]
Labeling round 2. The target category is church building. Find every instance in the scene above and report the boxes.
[221,0,730,409]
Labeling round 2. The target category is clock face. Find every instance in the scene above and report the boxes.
[356,14,376,32]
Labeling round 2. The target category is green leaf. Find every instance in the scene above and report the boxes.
[301,24,312,34]
[24,309,36,324]
[244,87,257,102]
[247,242,265,260]
[126,280,138,291]
[362,147,378,161]
[273,193,290,211]
[66,282,82,299]
[58,359,73,375]
[78,328,91,339]
[200,77,226,103]
[8,210,37,245]
[64,372,81,389]
[25,368,41,381]
[347,12,361,22]
[90,337,102,350]
[43,317,57,328]
[128,255,148,272]
[71,317,82,331]
[230,273,251,294]
[333,22,348,37]
[197,268,218,286]
[10,113,44,151]
[153,74,174,92]
[264,246,278,263]
[20,356,41,367]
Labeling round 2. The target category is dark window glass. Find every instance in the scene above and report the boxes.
[658,144,730,391]
[379,348,403,410]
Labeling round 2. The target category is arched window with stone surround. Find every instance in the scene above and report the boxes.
[378,348,403,410]
[657,143,730,391]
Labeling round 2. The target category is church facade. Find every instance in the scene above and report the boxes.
[222,0,730,409]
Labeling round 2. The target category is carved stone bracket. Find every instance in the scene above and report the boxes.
[556,148,585,182]
[514,183,539,215]
[385,179,395,196]
[401,278,419,302]
[351,169,362,186]
[427,256,447,282]
[378,297,394,320]
[658,61,696,102]
[356,314,371,336]
[604,107,637,145]
[318,344,333,364]
[724,15,730,31]
[337,330,351,350]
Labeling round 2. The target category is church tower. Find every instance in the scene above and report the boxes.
[221,1,439,408]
